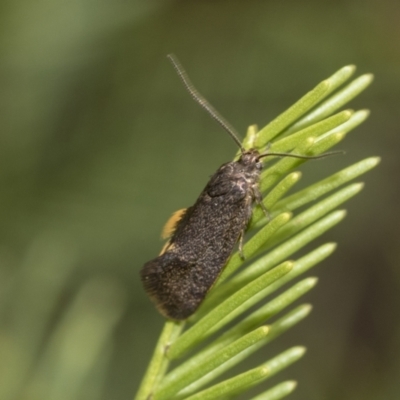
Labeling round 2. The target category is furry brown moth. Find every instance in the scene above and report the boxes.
[140,55,339,320]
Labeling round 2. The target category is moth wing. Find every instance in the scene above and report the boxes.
[207,175,234,197]
[159,207,192,255]
[159,241,174,256]
[161,208,189,239]
[141,254,199,320]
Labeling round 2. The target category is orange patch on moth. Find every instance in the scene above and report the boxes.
[161,208,187,239]
[159,241,175,256]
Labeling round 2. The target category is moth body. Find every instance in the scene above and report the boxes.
[140,149,264,320]
[139,54,337,320]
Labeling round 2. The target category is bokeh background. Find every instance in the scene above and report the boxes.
[1,1,399,399]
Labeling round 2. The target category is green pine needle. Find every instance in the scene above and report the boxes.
[134,65,379,400]
[250,381,298,400]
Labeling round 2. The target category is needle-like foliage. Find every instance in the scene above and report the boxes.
[135,65,379,400]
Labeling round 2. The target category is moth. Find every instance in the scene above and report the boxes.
[141,55,336,320]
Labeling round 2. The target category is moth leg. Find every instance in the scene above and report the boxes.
[238,229,245,260]
[253,185,271,221]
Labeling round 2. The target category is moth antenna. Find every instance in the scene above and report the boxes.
[257,150,345,160]
[167,54,245,152]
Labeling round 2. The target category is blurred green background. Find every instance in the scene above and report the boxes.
[0,1,399,399]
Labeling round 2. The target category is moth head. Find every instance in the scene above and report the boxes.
[239,149,263,169]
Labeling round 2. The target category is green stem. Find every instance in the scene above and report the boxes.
[134,321,184,400]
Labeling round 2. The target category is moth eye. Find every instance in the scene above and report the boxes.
[256,162,263,170]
